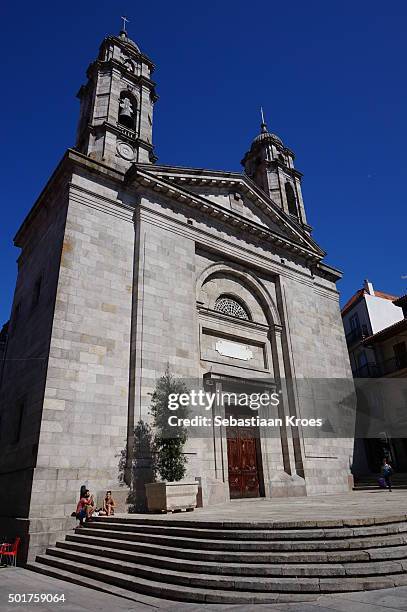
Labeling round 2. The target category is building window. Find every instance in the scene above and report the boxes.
[349,313,360,331]
[285,182,298,216]
[31,276,42,310]
[214,295,250,320]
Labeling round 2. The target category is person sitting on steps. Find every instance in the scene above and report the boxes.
[100,490,116,516]
[75,489,95,526]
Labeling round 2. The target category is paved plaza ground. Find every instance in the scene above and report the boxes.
[4,568,407,611]
[115,489,407,525]
[2,491,407,611]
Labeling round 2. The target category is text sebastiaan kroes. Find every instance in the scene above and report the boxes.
[167,390,323,428]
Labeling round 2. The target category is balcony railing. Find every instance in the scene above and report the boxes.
[354,355,407,378]
[346,324,369,347]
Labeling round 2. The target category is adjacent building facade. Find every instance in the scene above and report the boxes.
[342,282,407,479]
[362,293,407,379]
[342,279,403,378]
[0,29,354,561]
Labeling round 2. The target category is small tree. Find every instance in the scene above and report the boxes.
[150,366,189,482]
[117,420,157,512]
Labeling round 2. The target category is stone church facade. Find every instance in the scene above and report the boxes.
[0,29,354,560]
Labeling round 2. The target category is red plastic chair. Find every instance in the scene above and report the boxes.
[0,537,20,567]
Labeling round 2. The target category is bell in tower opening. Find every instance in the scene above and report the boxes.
[119,94,136,130]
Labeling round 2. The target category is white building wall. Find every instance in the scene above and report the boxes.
[365,294,403,334]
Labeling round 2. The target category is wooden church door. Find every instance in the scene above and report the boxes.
[227,425,261,499]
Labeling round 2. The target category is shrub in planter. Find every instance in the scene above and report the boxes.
[146,366,198,512]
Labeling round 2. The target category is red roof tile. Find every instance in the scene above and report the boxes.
[341,289,364,316]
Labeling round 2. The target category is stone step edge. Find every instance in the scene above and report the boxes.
[92,514,407,529]
[66,533,407,562]
[43,547,407,591]
[73,527,407,551]
[25,561,170,608]
[26,559,320,607]
[55,540,407,577]
[32,554,407,599]
[354,487,407,491]
[86,521,407,540]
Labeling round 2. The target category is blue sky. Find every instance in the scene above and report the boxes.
[1,1,406,323]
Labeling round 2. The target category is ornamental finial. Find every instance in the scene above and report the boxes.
[260,107,268,133]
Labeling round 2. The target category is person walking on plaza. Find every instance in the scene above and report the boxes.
[382,458,393,492]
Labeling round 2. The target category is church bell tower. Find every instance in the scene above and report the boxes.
[76,26,158,169]
[241,114,309,229]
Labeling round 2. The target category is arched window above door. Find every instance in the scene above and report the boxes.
[214,295,250,320]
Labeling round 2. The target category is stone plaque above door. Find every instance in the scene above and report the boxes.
[215,339,253,361]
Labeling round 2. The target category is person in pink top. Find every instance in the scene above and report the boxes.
[75,489,95,527]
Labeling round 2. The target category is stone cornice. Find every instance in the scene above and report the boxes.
[313,261,343,283]
[198,307,270,334]
[13,149,126,247]
[87,58,157,96]
[137,164,323,256]
[100,122,156,152]
[268,160,303,179]
[127,167,324,262]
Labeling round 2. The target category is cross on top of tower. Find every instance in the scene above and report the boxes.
[260,107,268,133]
[121,15,129,32]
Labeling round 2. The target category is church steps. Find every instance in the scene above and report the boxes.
[26,559,329,605]
[23,561,170,607]
[65,532,407,563]
[64,533,377,563]
[90,514,407,529]
[86,519,407,540]
[71,525,407,552]
[29,549,407,597]
[27,515,407,602]
[54,539,407,578]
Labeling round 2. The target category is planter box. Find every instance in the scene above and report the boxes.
[145,481,199,513]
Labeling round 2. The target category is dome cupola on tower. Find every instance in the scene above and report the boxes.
[118,28,141,52]
[252,121,284,147]
[241,110,307,225]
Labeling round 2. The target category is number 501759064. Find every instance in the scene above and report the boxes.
[8,593,65,603]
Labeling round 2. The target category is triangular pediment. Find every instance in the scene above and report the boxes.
[127,164,325,260]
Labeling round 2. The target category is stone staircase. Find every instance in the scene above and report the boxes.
[353,473,407,490]
[27,514,407,604]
